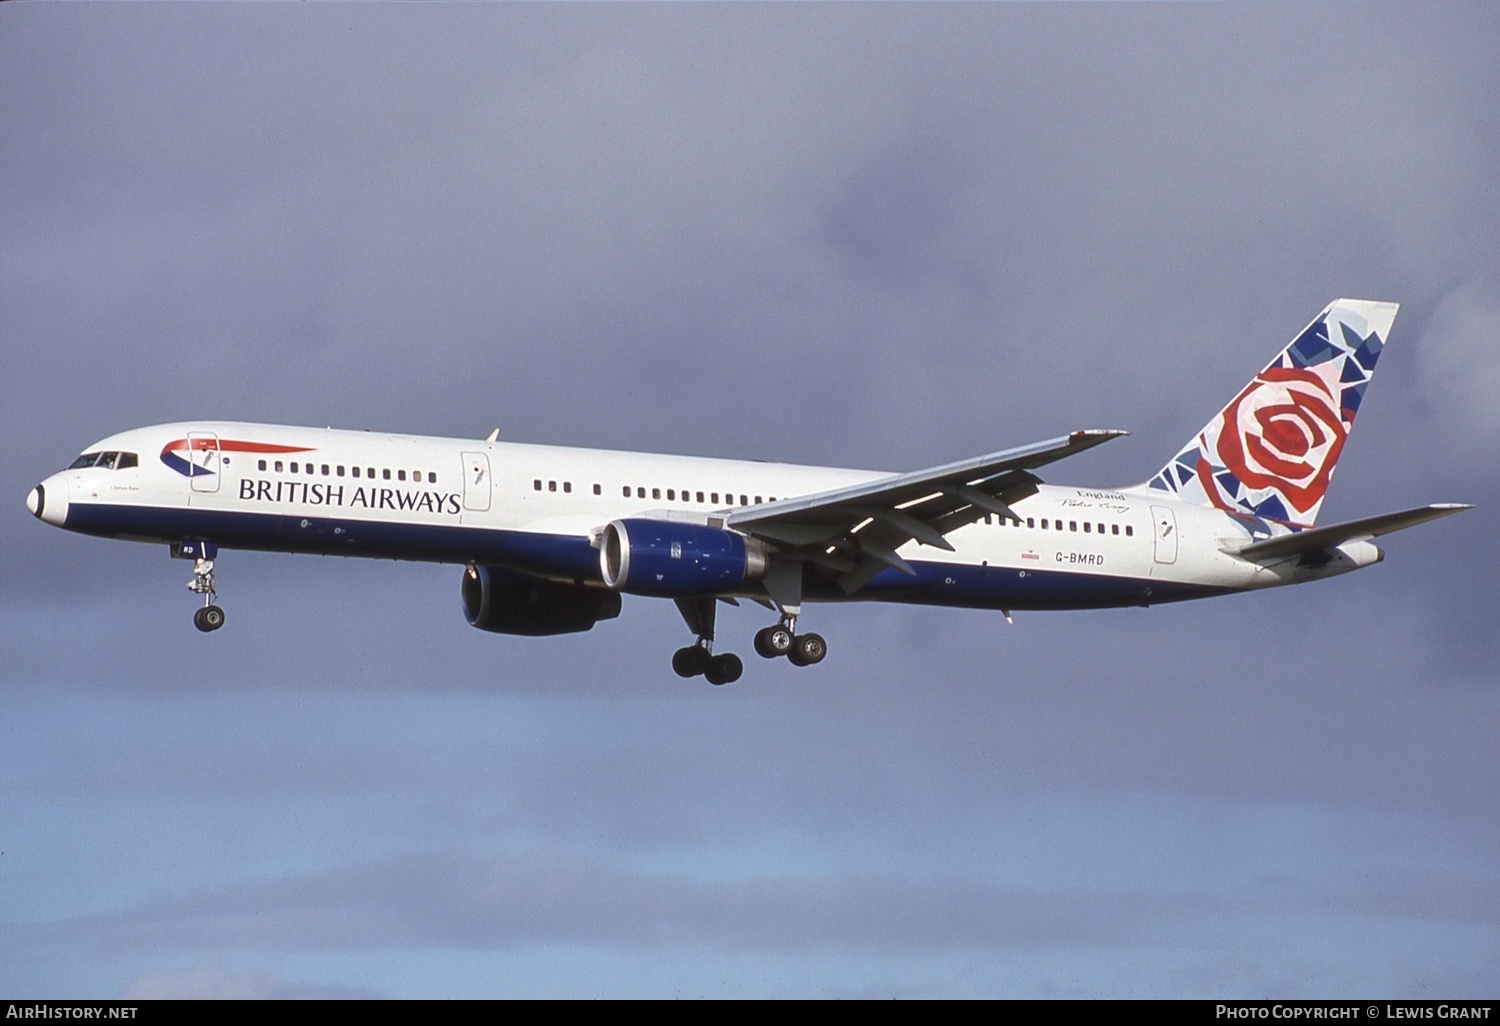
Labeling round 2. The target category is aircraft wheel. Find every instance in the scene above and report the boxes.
[705,653,743,686]
[194,605,226,633]
[754,626,793,659]
[672,645,709,678]
[791,632,826,667]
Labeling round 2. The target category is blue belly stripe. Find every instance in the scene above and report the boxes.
[62,502,1227,610]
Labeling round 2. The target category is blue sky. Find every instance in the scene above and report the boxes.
[2,3,1497,999]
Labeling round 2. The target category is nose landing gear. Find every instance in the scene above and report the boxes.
[173,542,226,633]
[187,557,225,632]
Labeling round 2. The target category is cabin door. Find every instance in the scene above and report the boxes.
[461,452,492,512]
[187,431,221,494]
[1150,505,1178,564]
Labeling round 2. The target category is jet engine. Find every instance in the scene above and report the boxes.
[462,564,621,636]
[599,519,768,598]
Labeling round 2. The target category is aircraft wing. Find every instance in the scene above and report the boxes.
[727,430,1127,594]
[1234,503,1472,561]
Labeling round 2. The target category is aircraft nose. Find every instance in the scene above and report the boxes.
[29,476,70,527]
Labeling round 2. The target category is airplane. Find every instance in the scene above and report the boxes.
[26,299,1470,685]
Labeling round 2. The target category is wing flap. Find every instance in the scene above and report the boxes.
[726,429,1127,597]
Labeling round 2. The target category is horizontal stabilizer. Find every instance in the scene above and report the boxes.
[1235,503,1471,561]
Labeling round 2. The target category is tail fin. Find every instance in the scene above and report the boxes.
[1143,299,1398,525]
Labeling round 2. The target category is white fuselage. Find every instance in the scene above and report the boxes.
[31,421,1346,614]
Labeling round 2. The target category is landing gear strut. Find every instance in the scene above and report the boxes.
[185,554,225,632]
[673,598,743,685]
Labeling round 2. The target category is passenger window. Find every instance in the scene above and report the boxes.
[428,473,437,484]
[651,488,660,500]
[755,496,763,505]
[1126,525,1134,537]
[534,480,542,491]
[1026,517,1034,528]
[383,469,391,480]
[548,481,556,492]
[623,486,631,497]
[563,482,571,493]
[321,464,330,476]
[1083,522,1091,533]
[336,466,345,477]
[696,491,705,503]
[1111,524,1119,535]
[275,461,284,472]
[351,467,360,478]
[397,470,406,482]
[711,493,719,504]
[368,468,375,479]
[258,459,267,471]
[740,495,748,506]
[593,484,601,496]
[667,489,676,501]
[290,462,299,473]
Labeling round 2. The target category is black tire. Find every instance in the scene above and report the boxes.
[705,653,743,686]
[793,632,826,666]
[193,607,210,632]
[672,645,708,678]
[201,605,226,632]
[754,626,795,659]
[753,626,781,659]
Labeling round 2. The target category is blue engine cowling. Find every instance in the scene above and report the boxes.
[599,519,767,597]
[462,564,622,636]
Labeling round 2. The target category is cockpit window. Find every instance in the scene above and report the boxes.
[66,451,137,470]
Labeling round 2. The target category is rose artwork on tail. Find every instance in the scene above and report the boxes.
[1145,300,1393,526]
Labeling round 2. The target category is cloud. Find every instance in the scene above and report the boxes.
[1416,271,1500,452]
[121,965,379,1000]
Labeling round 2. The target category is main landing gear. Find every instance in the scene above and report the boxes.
[753,616,826,667]
[672,642,744,686]
[671,597,743,685]
[672,597,747,684]
[671,598,827,684]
